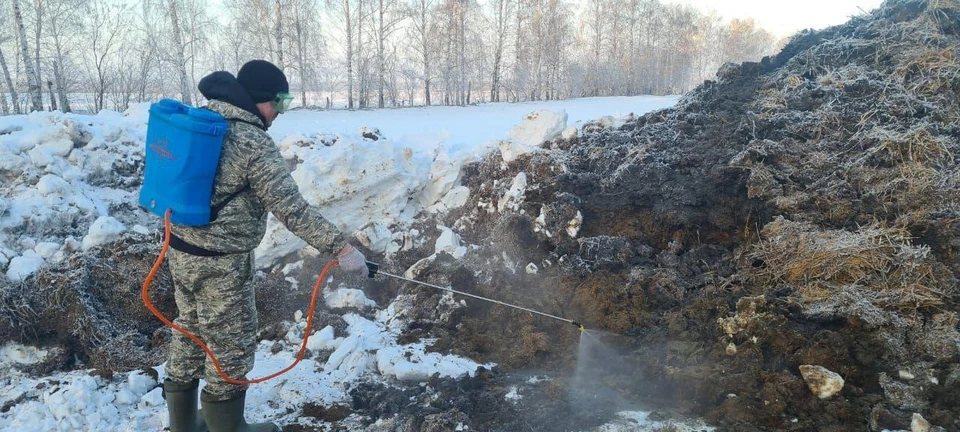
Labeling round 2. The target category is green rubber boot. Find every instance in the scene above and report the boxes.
[163,379,208,432]
[200,390,280,432]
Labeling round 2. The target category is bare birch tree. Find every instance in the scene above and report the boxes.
[0,44,13,114]
[167,0,193,104]
[13,0,43,112]
[85,0,127,112]
[489,0,511,102]
[406,0,435,106]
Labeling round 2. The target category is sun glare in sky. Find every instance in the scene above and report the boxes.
[664,0,886,37]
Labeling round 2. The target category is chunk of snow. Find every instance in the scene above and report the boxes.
[140,387,166,407]
[567,211,583,237]
[36,174,70,196]
[0,343,49,367]
[6,251,44,282]
[356,223,393,254]
[81,216,126,250]
[281,260,303,276]
[375,345,485,382]
[64,237,81,251]
[438,186,470,211]
[508,110,568,148]
[799,365,844,400]
[325,288,377,309]
[418,149,461,209]
[534,207,552,237]
[20,238,37,249]
[435,226,467,259]
[385,229,420,256]
[526,375,548,384]
[71,193,99,215]
[27,138,73,167]
[498,140,538,164]
[305,326,339,352]
[131,225,151,235]
[596,115,627,129]
[498,172,528,212]
[34,242,61,259]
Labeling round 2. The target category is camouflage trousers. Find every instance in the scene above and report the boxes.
[166,249,258,400]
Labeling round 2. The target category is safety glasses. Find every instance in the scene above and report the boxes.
[272,92,294,114]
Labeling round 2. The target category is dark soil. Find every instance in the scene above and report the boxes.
[368,1,960,430]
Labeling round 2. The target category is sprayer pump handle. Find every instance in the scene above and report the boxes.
[365,261,380,278]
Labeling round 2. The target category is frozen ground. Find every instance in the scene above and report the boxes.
[0,287,490,431]
[0,96,687,430]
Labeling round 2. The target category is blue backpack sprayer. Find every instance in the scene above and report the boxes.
[138,99,336,384]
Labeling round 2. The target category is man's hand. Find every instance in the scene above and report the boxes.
[337,244,367,274]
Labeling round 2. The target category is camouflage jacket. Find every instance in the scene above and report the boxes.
[171,100,345,256]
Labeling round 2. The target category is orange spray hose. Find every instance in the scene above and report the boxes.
[142,209,336,385]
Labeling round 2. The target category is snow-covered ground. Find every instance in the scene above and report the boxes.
[0,288,490,431]
[0,96,684,430]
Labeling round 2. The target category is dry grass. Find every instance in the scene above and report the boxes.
[896,48,960,97]
[756,88,788,112]
[929,0,960,8]
[0,282,40,340]
[750,217,949,313]
[924,0,960,33]
[817,65,867,89]
[784,74,804,89]
[878,127,953,166]
[0,236,175,371]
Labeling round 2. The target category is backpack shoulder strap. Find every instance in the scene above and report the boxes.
[207,117,258,222]
[210,184,250,222]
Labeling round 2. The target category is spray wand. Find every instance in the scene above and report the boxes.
[364,261,585,332]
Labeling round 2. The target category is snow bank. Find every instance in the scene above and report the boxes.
[0,108,149,282]
[288,133,435,233]
[253,96,677,267]
[0,307,489,430]
[0,370,161,432]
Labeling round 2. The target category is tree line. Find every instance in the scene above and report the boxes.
[0,0,781,114]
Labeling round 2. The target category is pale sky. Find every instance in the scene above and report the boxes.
[664,0,886,37]
[207,0,886,39]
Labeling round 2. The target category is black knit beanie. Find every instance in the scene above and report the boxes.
[237,60,289,103]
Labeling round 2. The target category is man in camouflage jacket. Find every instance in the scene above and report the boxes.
[162,60,368,432]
